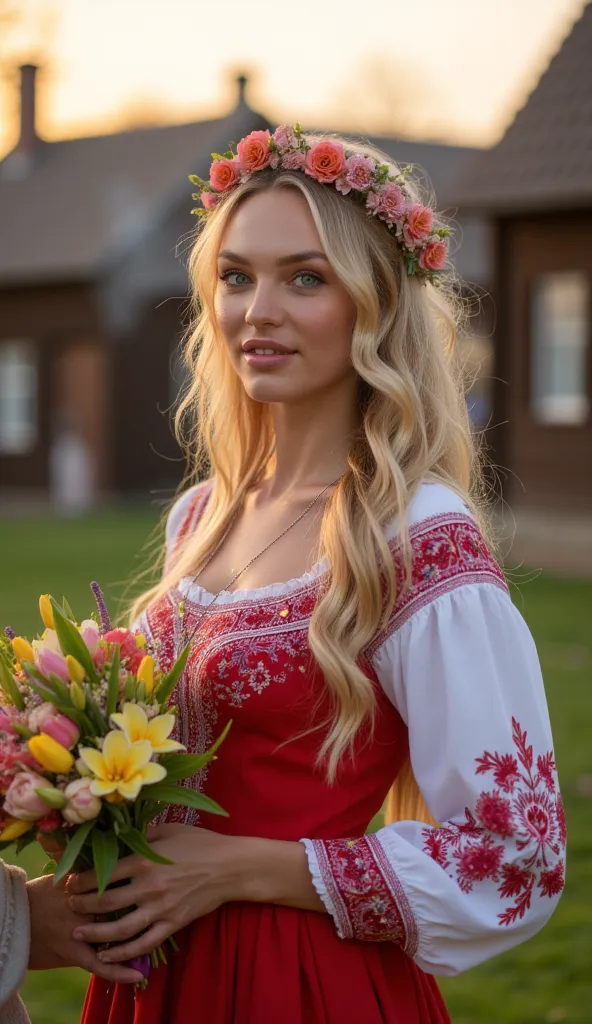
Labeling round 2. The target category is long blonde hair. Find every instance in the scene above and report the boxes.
[131,132,486,824]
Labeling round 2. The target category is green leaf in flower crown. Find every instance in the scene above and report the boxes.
[92,828,120,897]
[106,646,120,721]
[120,827,173,864]
[50,600,98,684]
[145,783,228,816]
[53,820,95,886]
[154,641,191,705]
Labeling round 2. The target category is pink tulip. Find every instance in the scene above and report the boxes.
[4,771,53,821]
[29,702,57,733]
[36,647,70,683]
[79,619,100,655]
[0,708,17,736]
[41,712,80,750]
[62,778,101,824]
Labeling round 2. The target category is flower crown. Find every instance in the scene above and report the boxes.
[189,124,451,283]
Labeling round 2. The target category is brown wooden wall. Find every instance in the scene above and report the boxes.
[494,212,592,512]
[0,283,106,494]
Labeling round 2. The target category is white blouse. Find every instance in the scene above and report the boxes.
[165,480,566,977]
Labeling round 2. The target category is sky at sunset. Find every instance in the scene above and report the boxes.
[0,0,588,159]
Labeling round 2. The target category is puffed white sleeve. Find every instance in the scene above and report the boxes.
[162,481,210,575]
[301,513,566,977]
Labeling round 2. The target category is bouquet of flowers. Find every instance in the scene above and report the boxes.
[0,583,229,984]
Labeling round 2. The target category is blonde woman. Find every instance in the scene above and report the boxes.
[72,127,565,1024]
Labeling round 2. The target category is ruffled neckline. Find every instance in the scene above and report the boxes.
[178,555,330,606]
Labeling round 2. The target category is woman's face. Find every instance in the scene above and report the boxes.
[214,188,358,405]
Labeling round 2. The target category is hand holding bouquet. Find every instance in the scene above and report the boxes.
[0,583,229,985]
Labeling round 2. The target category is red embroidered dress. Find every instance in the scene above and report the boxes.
[82,482,565,1024]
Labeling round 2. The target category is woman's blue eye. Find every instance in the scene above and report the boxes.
[294,272,323,288]
[221,270,250,286]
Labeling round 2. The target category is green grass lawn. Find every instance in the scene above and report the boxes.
[1,511,591,1023]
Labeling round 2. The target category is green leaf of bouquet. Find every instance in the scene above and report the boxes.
[157,752,211,782]
[51,600,99,684]
[92,828,120,897]
[40,858,57,876]
[154,641,191,705]
[0,653,25,710]
[82,685,109,736]
[62,596,77,622]
[15,831,37,855]
[53,820,95,886]
[120,827,173,865]
[106,646,120,721]
[146,783,228,817]
[12,722,35,740]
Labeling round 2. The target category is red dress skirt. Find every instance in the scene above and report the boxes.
[81,576,451,1024]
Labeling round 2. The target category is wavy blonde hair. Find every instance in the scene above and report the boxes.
[131,131,488,825]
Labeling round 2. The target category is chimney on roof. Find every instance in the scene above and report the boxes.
[236,73,248,107]
[17,63,39,154]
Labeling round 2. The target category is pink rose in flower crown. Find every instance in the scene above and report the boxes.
[376,182,407,225]
[304,141,346,183]
[4,771,52,821]
[209,158,241,193]
[418,239,447,272]
[335,154,375,195]
[237,130,272,172]
[201,190,220,211]
[62,778,102,824]
[272,125,295,152]
[103,628,144,674]
[281,150,306,171]
[403,204,433,248]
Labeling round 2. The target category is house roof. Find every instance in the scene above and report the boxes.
[456,2,592,213]
[0,102,268,285]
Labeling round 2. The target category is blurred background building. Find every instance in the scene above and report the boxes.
[0,0,590,542]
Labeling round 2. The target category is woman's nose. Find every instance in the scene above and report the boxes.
[245,283,284,328]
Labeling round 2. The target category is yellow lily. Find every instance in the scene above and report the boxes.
[136,655,154,695]
[79,731,166,800]
[110,702,184,754]
[39,595,55,630]
[28,734,75,774]
[0,818,31,842]
[11,637,34,665]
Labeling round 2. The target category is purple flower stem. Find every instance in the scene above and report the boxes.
[90,581,111,633]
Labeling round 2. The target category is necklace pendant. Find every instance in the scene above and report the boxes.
[179,600,186,617]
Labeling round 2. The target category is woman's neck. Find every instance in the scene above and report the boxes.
[261,379,359,499]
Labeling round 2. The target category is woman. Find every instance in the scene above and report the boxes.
[71,127,566,1024]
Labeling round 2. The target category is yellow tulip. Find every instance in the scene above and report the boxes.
[135,633,146,649]
[0,817,31,842]
[11,637,34,665]
[39,595,55,630]
[110,701,184,754]
[78,730,166,801]
[69,681,86,709]
[28,734,74,775]
[66,655,85,684]
[136,655,154,695]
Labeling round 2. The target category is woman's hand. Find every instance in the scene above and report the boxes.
[66,824,245,964]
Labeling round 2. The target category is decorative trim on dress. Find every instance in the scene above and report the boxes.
[307,835,419,951]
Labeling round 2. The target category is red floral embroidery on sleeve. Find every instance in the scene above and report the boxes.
[312,834,418,951]
[421,718,566,927]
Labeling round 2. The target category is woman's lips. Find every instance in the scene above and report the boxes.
[242,351,296,369]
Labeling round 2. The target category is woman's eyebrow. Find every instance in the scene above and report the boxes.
[218,249,329,265]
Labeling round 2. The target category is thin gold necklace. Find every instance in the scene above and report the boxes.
[178,476,341,650]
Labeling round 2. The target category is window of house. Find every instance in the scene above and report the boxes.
[0,340,38,454]
[531,271,590,425]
